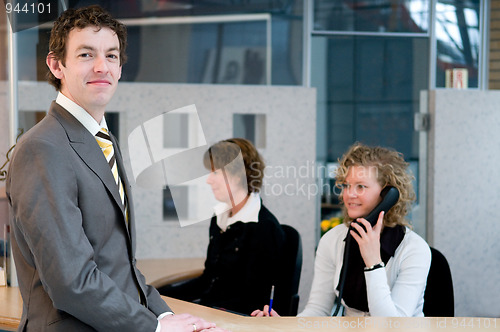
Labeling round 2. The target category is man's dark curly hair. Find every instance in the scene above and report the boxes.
[46,5,127,91]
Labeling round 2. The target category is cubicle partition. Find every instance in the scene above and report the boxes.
[427,89,500,317]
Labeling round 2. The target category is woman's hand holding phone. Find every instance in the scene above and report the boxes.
[350,211,384,268]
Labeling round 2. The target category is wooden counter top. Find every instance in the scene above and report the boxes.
[0,286,21,331]
[1,287,499,331]
[2,258,498,331]
[136,257,204,288]
[0,257,205,331]
[162,298,500,332]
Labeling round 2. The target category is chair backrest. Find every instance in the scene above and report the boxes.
[423,247,454,317]
[273,224,303,316]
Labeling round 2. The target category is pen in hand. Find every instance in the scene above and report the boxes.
[268,285,274,316]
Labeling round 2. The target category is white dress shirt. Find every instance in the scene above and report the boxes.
[214,192,261,231]
[56,92,107,135]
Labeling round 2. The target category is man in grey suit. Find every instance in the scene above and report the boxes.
[6,5,226,332]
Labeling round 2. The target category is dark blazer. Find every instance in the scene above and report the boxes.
[159,204,285,315]
[6,102,170,331]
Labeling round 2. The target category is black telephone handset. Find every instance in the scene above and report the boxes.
[350,186,400,234]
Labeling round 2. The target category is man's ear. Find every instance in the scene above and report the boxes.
[46,52,64,79]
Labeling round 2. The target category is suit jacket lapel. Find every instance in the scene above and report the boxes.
[49,102,128,226]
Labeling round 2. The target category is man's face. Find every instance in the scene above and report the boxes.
[55,26,122,115]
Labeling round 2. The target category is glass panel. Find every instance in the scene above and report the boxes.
[233,114,266,148]
[163,113,189,148]
[435,0,481,88]
[125,21,269,84]
[312,35,428,225]
[314,0,430,33]
[18,111,46,133]
[315,35,428,161]
[4,0,58,33]
[125,0,293,17]
[0,1,9,270]
[163,186,188,221]
[15,1,303,86]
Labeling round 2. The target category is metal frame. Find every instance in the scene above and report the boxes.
[303,0,313,87]
[480,0,490,89]
[6,10,18,287]
[312,30,429,37]
[8,10,18,150]
[429,0,437,89]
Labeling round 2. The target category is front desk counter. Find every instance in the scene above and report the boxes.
[0,257,206,331]
[168,297,499,332]
[1,287,498,332]
[0,286,21,331]
[136,257,205,288]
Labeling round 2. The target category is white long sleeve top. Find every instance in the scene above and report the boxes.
[298,223,431,317]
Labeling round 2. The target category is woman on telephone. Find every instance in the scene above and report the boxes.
[252,142,431,317]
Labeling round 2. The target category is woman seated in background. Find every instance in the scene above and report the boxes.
[159,138,285,315]
[252,142,431,317]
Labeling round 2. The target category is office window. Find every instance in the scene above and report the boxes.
[163,113,189,149]
[434,0,481,88]
[314,35,428,162]
[313,0,430,33]
[312,34,428,232]
[233,114,266,148]
[163,186,188,221]
[15,1,304,86]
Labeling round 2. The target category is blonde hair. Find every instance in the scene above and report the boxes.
[335,143,415,228]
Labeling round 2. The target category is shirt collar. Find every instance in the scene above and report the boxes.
[215,192,261,231]
[56,92,108,136]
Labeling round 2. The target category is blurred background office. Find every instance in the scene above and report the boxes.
[0,0,499,318]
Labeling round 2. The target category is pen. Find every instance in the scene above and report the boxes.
[268,285,274,315]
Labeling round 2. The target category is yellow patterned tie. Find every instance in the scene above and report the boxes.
[96,129,138,302]
[95,128,128,222]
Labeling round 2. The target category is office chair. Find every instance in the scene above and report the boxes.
[423,247,454,317]
[273,224,303,316]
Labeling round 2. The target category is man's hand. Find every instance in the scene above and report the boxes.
[159,313,230,332]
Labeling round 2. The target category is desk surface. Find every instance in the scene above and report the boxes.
[1,287,498,331]
[2,258,499,332]
[0,286,21,331]
[0,257,205,331]
[167,297,499,332]
[136,257,205,288]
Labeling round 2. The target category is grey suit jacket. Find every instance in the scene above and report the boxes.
[6,102,171,331]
